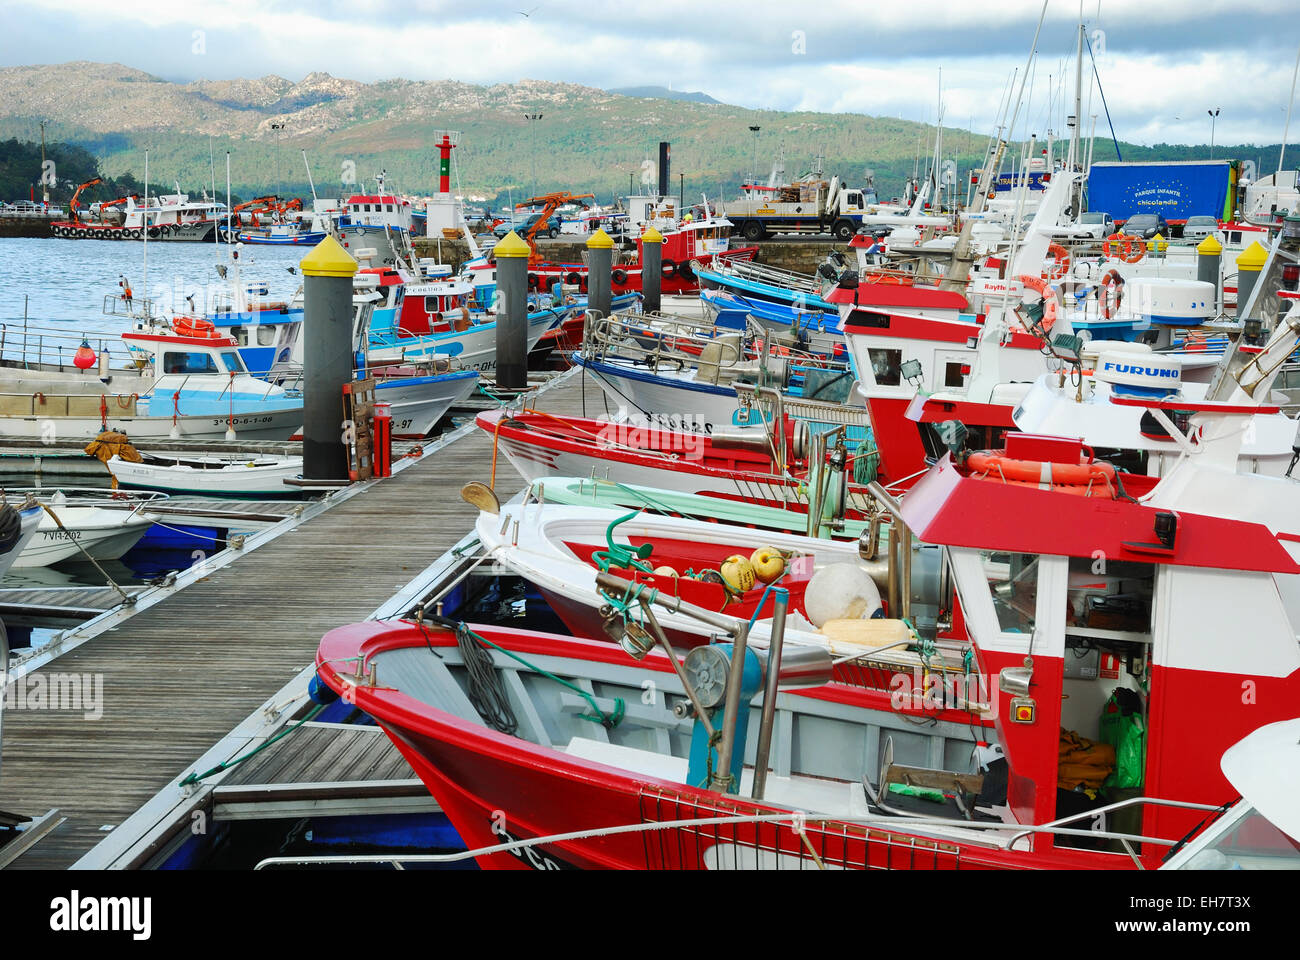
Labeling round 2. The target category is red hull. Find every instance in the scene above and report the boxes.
[316,621,1141,870]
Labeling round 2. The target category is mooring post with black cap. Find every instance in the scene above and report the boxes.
[300,234,358,481]
[641,225,663,314]
[494,229,530,389]
[587,227,613,319]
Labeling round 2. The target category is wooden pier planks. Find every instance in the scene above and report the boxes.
[0,371,590,869]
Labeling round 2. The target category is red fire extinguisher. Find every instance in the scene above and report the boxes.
[373,402,392,477]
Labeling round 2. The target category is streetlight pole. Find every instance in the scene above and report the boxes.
[523,113,543,198]
[679,172,684,213]
[748,125,760,185]
[1208,108,1220,160]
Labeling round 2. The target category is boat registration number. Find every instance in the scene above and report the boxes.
[209,416,275,426]
[489,816,576,870]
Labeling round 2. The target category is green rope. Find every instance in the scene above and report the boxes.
[477,382,514,405]
[462,625,625,729]
[179,702,326,786]
[591,509,655,574]
[853,432,880,485]
[904,618,937,670]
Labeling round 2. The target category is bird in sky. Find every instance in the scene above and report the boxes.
[518,5,539,16]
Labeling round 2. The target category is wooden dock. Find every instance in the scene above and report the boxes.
[0,369,590,869]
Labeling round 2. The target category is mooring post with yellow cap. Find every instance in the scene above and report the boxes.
[587,228,614,320]
[299,234,359,480]
[1236,240,1269,320]
[1196,234,1223,312]
[640,225,663,314]
[493,229,530,389]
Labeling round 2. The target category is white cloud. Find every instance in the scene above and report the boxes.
[2,0,1297,145]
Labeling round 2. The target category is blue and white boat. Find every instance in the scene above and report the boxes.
[695,258,840,314]
[700,288,844,357]
[0,327,305,441]
[574,310,860,430]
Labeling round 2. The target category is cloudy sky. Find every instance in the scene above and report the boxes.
[3,0,1298,147]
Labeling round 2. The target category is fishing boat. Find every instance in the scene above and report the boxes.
[105,452,303,497]
[316,393,1300,869]
[858,252,1300,490]
[477,404,878,520]
[700,287,844,357]
[234,222,328,246]
[0,328,304,442]
[520,476,878,541]
[9,488,164,568]
[573,309,859,429]
[473,495,927,650]
[51,192,226,242]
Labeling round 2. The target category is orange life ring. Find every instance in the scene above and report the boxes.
[1099,269,1125,319]
[1044,242,1071,281]
[1102,232,1145,264]
[966,451,1117,496]
[173,316,218,338]
[1014,275,1060,333]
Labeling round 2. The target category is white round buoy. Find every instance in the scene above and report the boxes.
[804,563,883,627]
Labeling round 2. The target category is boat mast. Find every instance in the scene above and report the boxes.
[1280,41,1300,174]
[302,149,319,204]
[939,0,1047,292]
[211,136,219,253]
[225,151,232,251]
[1070,7,1085,216]
[143,150,149,319]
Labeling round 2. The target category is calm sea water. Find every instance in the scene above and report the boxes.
[0,237,304,602]
[0,236,308,338]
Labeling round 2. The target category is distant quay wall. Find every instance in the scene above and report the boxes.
[409,236,851,274]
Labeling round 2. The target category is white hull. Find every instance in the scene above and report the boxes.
[108,455,303,496]
[0,407,303,442]
[375,372,478,437]
[578,361,741,428]
[16,509,153,567]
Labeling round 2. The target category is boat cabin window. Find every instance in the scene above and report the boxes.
[1065,556,1154,638]
[868,348,902,386]
[163,351,219,375]
[919,423,1007,462]
[257,325,277,346]
[229,326,248,345]
[943,360,967,387]
[981,551,1039,634]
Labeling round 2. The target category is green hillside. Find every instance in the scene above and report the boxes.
[0,64,1290,211]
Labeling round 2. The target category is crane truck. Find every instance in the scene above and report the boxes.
[721,176,872,241]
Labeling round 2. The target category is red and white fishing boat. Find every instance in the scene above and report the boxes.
[476,407,880,519]
[473,496,930,651]
[316,392,1300,868]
